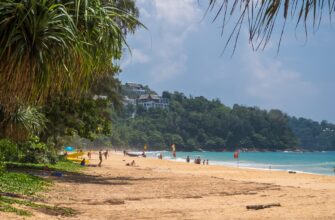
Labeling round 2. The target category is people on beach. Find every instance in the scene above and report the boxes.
[123,150,126,156]
[104,150,108,160]
[142,151,146,158]
[98,150,103,167]
[186,156,190,163]
[87,151,91,159]
[195,157,201,164]
[203,159,205,165]
[80,158,86,166]
[158,153,163,159]
[126,160,136,166]
[206,159,209,165]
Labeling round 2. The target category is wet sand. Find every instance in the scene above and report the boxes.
[2,152,335,219]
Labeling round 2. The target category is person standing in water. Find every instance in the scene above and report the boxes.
[98,150,103,167]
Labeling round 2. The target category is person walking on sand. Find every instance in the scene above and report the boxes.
[87,151,91,159]
[104,150,108,160]
[98,150,103,167]
[186,156,190,163]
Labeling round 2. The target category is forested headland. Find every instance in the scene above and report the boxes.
[110,91,335,151]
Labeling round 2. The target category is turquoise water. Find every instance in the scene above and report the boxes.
[146,151,335,176]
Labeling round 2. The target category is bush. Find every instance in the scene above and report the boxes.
[0,139,20,162]
[18,136,58,164]
[0,136,58,164]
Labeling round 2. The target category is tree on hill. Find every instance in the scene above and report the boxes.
[110,91,299,151]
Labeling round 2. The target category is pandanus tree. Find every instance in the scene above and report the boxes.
[207,0,335,52]
[0,0,139,112]
[0,0,140,139]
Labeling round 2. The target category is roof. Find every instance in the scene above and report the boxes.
[138,94,160,101]
[125,82,143,88]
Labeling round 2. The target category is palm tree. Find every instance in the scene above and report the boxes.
[1,106,47,141]
[0,0,140,116]
[207,0,335,52]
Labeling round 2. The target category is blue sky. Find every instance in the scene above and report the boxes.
[120,0,335,123]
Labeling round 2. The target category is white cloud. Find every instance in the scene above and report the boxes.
[123,0,202,83]
[121,48,150,68]
[154,0,202,28]
[241,46,318,109]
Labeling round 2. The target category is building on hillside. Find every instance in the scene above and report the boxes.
[137,94,169,110]
[124,82,146,96]
[123,96,136,106]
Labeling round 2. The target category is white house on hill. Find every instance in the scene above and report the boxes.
[137,94,169,110]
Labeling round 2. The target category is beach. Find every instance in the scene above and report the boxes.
[2,152,335,219]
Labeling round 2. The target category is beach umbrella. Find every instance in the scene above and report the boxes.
[64,146,74,151]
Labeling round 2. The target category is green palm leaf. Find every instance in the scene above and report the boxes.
[0,0,141,115]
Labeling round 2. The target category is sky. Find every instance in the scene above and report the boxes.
[119,0,335,123]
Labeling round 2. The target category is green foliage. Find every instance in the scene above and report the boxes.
[208,0,335,52]
[6,158,83,175]
[18,136,58,164]
[0,200,32,216]
[0,196,76,217]
[288,118,335,150]
[0,159,80,217]
[0,106,47,141]
[0,136,58,164]
[42,95,113,147]
[0,139,20,162]
[0,172,48,196]
[0,0,141,112]
[111,92,299,151]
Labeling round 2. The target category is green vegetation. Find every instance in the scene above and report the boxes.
[0,0,140,114]
[0,171,48,196]
[111,90,335,151]
[6,158,84,174]
[111,91,298,151]
[289,118,335,151]
[0,0,140,217]
[0,159,81,216]
[0,136,58,164]
[0,193,76,217]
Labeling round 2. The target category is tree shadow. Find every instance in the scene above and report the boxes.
[7,166,165,186]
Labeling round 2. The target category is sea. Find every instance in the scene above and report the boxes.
[143,151,335,176]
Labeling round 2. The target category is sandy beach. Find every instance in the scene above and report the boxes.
[2,152,335,220]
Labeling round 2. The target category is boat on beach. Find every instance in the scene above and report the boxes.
[125,151,145,157]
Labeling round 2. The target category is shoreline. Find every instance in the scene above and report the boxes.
[137,151,335,177]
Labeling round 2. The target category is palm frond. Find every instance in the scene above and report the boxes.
[208,0,335,53]
[0,0,141,114]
